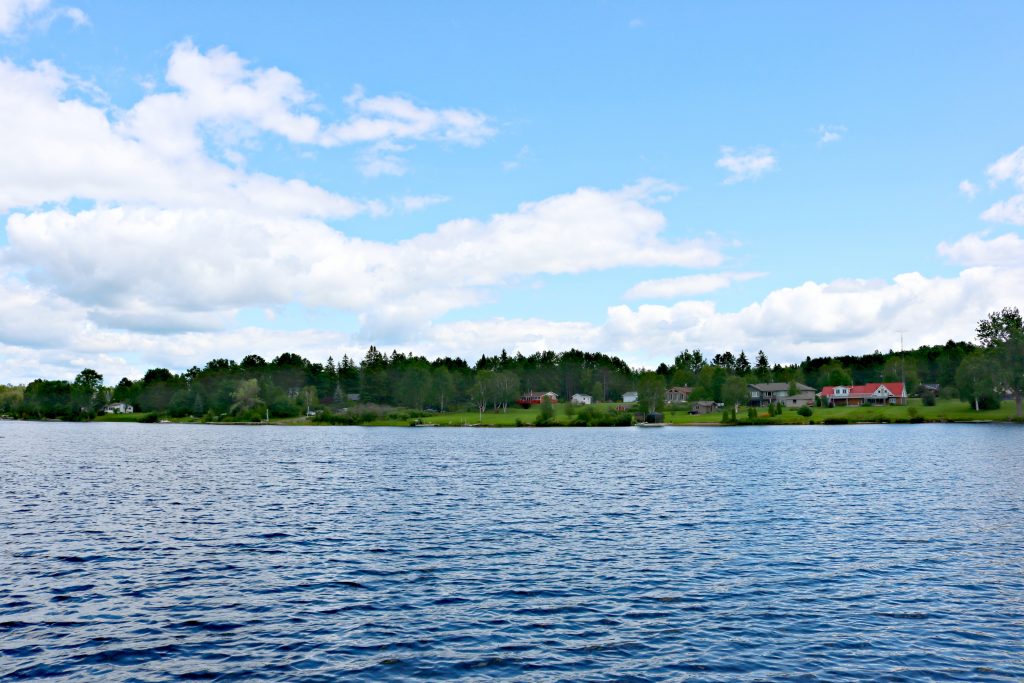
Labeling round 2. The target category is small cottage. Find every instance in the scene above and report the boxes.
[689,401,718,415]
[665,386,693,404]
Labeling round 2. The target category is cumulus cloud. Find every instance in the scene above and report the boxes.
[3,181,722,338]
[981,145,1024,225]
[959,179,979,199]
[623,272,765,300]
[816,124,846,145]
[0,57,373,218]
[0,41,493,216]
[716,146,776,184]
[326,84,493,148]
[398,194,449,212]
[938,232,1024,267]
[0,0,85,35]
[6,262,1023,382]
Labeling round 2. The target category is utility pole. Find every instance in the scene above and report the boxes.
[895,330,907,405]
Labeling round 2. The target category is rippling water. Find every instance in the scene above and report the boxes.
[1,422,1023,681]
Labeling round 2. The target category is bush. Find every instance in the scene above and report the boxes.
[976,394,1001,410]
[569,406,632,426]
[747,407,757,420]
[797,406,813,417]
[940,386,959,400]
[922,394,936,407]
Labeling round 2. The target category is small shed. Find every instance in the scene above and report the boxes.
[688,400,717,415]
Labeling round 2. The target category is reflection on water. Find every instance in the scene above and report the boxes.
[1,422,1023,680]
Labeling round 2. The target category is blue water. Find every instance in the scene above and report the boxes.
[1,422,1023,681]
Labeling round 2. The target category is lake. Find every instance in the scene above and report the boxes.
[1,422,1023,681]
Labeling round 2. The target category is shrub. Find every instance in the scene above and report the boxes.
[797,406,813,417]
[747,407,757,420]
[922,394,936,407]
[976,394,1001,410]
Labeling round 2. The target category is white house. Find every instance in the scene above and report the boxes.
[570,393,593,405]
[622,391,638,403]
[104,402,134,414]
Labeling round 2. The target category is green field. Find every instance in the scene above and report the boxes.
[93,412,155,422]
[87,399,1020,427]
[351,398,1020,427]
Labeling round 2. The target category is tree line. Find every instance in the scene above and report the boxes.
[2,308,1021,420]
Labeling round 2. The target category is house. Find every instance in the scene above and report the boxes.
[104,402,134,414]
[919,383,941,398]
[688,400,718,415]
[570,393,593,405]
[819,382,907,406]
[518,391,558,407]
[748,382,816,408]
[665,386,693,404]
[622,391,638,403]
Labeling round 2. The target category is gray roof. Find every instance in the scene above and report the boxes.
[749,382,815,392]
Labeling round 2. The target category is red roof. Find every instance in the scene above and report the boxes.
[820,383,905,398]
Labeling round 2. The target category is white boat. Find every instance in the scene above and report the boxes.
[636,422,666,428]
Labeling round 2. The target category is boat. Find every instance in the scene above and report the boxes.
[636,422,666,428]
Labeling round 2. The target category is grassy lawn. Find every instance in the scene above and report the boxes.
[356,398,1019,427]
[94,412,155,422]
[100,399,1016,427]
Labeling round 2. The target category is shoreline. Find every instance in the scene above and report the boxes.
[6,417,1018,428]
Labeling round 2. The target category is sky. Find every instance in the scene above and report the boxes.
[2,1,1024,383]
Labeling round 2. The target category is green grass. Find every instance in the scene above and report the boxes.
[663,398,1018,425]
[93,411,155,422]
[358,398,1020,427]
[98,399,1017,427]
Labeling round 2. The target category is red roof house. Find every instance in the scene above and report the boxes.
[819,382,907,406]
[517,391,558,407]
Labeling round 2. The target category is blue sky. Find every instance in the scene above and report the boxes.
[2,1,1024,382]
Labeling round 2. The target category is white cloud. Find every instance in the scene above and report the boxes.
[629,18,644,29]
[816,124,846,145]
[623,272,765,300]
[986,146,1024,187]
[325,84,494,147]
[938,232,1024,267]
[980,145,1024,225]
[398,194,449,212]
[981,195,1024,225]
[358,141,409,177]
[502,145,530,171]
[0,41,494,214]
[0,57,375,218]
[716,146,776,184]
[6,261,1022,382]
[3,181,722,338]
[0,0,84,35]
[959,179,979,199]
